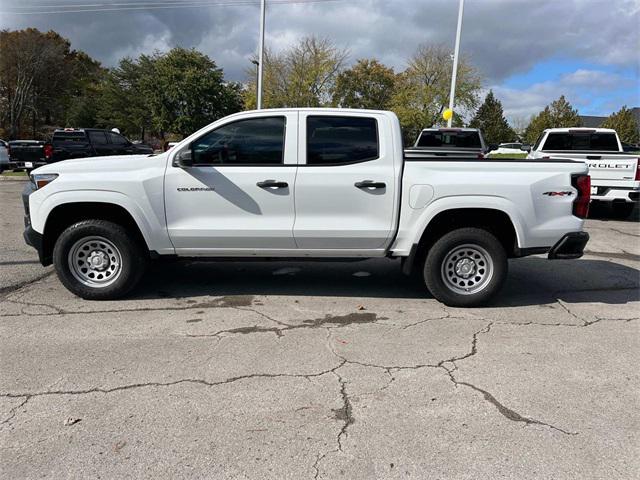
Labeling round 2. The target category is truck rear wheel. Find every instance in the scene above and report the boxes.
[423,228,507,307]
[53,220,147,300]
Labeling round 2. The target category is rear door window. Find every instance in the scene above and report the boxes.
[417,130,481,149]
[88,131,108,145]
[306,116,379,165]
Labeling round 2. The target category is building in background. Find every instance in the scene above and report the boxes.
[579,107,640,139]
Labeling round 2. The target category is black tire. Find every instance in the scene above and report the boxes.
[611,202,634,219]
[53,220,147,300]
[423,227,507,307]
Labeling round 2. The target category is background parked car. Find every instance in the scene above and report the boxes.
[8,140,51,171]
[488,142,530,156]
[0,139,9,172]
[48,128,154,163]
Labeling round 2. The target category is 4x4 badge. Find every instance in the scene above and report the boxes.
[543,191,573,197]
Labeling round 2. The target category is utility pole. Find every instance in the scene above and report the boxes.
[447,0,464,127]
[257,0,266,109]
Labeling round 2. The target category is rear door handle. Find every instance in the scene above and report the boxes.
[355,180,386,189]
[257,179,288,189]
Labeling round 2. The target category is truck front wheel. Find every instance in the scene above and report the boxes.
[53,220,147,300]
[423,228,507,307]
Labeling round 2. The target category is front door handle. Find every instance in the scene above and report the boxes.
[355,180,386,189]
[257,179,288,189]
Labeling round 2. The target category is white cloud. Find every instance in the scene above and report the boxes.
[492,69,638,120]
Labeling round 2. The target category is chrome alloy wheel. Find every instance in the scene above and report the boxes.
[68,236,123,288]
[440,244,494,295]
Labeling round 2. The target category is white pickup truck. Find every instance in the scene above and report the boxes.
[23,109,591,307]
[527,127,639,217]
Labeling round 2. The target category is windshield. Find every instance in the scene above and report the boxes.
[543,132,619,151]
[416,130,482,149]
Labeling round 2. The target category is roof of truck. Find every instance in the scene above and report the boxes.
[543,127,617,134]
[420,128,480,132]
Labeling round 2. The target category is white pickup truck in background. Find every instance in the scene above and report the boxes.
[527,128,639,217]
[23,109,590,307]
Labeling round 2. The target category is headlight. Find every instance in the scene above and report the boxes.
[31,173,59,190]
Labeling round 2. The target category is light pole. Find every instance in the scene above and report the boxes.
[447,0,464,127]
[256,0,266,109]
[251,59,259,106]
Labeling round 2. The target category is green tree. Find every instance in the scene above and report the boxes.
[389,44,482,143]
[244,36,348,108]
[332,58,396,109]
[96,56,155,139]
[143,47,243,137]
[601,106,639,145]
[523,95,581,144]
[468,90,516,145]
[0,28,102,138]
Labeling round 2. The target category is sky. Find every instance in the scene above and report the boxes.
[1,0,639,123]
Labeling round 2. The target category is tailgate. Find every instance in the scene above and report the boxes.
[9,143,45,162]
[540,151,639,188]
[585,156,638,187]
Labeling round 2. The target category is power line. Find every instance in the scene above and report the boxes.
[1,0,343,14]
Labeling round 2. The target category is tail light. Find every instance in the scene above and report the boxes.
[635,159,640,181]
[571,174,590,219]
[44,144,53,161]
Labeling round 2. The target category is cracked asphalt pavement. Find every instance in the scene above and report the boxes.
[1,181,639,479]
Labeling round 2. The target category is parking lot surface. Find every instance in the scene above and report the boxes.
[1,180,638,479]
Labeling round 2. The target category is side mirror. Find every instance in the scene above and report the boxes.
[520,145,531,152]
[175,146,193,167]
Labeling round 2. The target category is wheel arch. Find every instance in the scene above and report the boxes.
[41,202,149,266]
[403,207,520,275]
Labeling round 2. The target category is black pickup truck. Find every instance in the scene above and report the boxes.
[406,127,489,159]
[49,129,154,163]
[9,128,153,171]
[7,140,51,170]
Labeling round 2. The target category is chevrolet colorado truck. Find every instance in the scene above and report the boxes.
[23,109,590,307]
[527,127,639,217]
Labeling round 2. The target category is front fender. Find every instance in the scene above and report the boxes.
[29,189,174,254]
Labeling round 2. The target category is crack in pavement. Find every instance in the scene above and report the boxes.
[0,396,29,426]
[0,361,347,404]
[313,368,354,480]
[0,270,54,298]
[444,369,577,436]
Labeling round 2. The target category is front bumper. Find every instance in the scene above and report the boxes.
[23,225,47,265]
[22,180,49,265]
[548,232,589,260]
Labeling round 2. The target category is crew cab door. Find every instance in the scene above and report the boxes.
[293,112,398,253]
[164,112,298,254]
